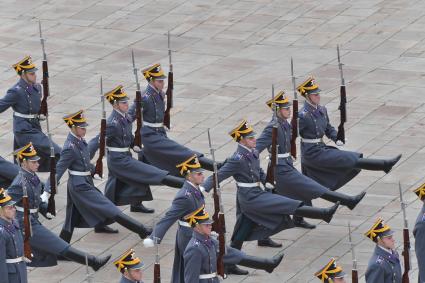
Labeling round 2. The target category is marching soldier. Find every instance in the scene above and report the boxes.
[314,258,346,283]
[143,155,207,283]
[256,91,366,230]
[133,63,217,177]
[114,249,144,283]
[0,56,61,172]
[7,142,111,270]
[413,183,425,282]
[183,206,284,282]
[203,119,339,275]
[104,85,184,214]
[0,156,19,188]
[297,77,401,190]
[46,110,152,242]
[364,218,401,283]
[0,188,27,283]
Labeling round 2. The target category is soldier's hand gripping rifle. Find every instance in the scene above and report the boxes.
[163,31,173,130]
[348,222,358,283]
[94,76,106,179]
[265,85,277,186]
[153,236,161,283]
[290,57,298,159]
[39,20,57,216]
[399,182,411,283]
[207,128,226,277]
[131,50,143,151]
[22,175,33,261]
[336,45,347,144]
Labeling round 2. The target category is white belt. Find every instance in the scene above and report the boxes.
[301,138,323,143]
[14,112,38,119]
[178,220,191,227]
[143,121,164,128]
[199,273,217,279]
[106,147,130,152]
[6,257,24,264]
[237,182,261,188]
[277,153,290,158]
[68,170,91,176]
[16,206,38,213]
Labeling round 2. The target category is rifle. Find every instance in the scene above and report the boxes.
[22,174,33,261]
[153,236,161,283]
[94,76,106,179]
[38,20,49,118]
[265,85,277,186]
[131,50,143,149]
[336,45,347,144]
[85,253,93,283]
[348,222,358,283]
[39,20,56,216]
[290,57,298,159]
[399,181,410,283]
[207,128,226,277]
[163,31,173,130]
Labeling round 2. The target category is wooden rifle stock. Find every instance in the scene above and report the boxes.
[290,99,298,159]
[164,71,173,129]
[211,170,220,233]
[95,118,106,178]
[39,61,49,117]
[133,90,143,148]
[402,228,410,283]
[265,126,277,185]
[153,262,161,283]
[352,270,358,283]
[46,153,56,216]
[336,85,346,143]
[22,188,32,260]
[216,213,226,277]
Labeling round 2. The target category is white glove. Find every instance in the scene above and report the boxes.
[133,146,142,153]
[38,114,46,121]
[264,182,275,190]
[45,212,55,220]
[40,191,51,203]
[93,174,103,180]
[199,186,206,193]
[336,140,344,146]
[143,238,155,248]
[210,231,219,240]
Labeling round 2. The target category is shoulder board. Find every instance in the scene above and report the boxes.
[184,189,192,197]
[421,213,425,222]
[14,84,21,90]
[232,152,244,161]
[193,239,200,247]
[298,109,307,117]
[376,255,384,264]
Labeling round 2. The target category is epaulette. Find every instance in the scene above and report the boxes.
[184,189,192,197]
[193,239,200,247]
[421,213,425,222]
[298,108,307,118]
[14,84,21,90]
[233,152,244,161]
[376,255,384,264]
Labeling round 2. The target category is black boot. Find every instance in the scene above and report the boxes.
[238,253,284,273]
[355,154,401,173]
[258,237,282,248]
[225,240,249,275]
[198,156,215,171]
[94,224,119,234]
[60,246,111,271]
[294,202,340,223]
[293,216,316,229]
[130,202,155,213]
[114,213,152,239]
[321,191,366,210]
[162,174,185,188]
[59,229,73,243]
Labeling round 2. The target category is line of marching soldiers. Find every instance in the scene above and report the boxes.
[0,34,423,283]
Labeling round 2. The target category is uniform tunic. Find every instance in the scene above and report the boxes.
[0,156,19,188]
[150,181,205,283]
[203,144,302,241]
[0,218,27,283]
[256,117,327,203]
[0,78,61,172]
[299,101,362,190]
[52,133,121,233]
[7,169,69,267]
[365,245,402,283]
[105,109,168,206]
[134,84,202,176]
[183,230,244,283]
[414,202,425,282]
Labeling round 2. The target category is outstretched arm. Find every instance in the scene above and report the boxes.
[203,157,240,192]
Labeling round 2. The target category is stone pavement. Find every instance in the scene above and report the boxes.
[1,0,425,282]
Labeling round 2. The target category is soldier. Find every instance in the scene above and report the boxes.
[7,142,111,270]
[203,119,339,275]
[364,218,401,283]
[133,63,217,177]
[0,56,61,172]
[314,258,346,283]
[114,249,144,283]
[0,155,19,188]
[142,155,207,283]
[297,77,401,190]
[183,205,284,282]
[46,110,152,242]
[104,85,184,214]
[0,188,27,283]
[413,183,425,282]
[256,91,366,231]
